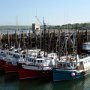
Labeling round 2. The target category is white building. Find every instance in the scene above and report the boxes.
[32,23,41,35]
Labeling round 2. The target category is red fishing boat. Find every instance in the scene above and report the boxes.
[0,59,6,69]
[2,50,19,73]
[17,56,56,80]
[0,51,7,69]
[3,62,18,73]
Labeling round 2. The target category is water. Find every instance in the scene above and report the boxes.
[0,29,31,35]
[0,70,90,90]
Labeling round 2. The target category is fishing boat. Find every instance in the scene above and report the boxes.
[3,48,45,74]
[2,49,19,73]
[17,52,58,79]
[0,50,7,69]
[52,54,90,81]
[52,29,90,81]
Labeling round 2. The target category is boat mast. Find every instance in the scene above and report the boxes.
[43,18,46,57]
[58,28,61,60]
[0,33,2,48]
[28,29,31,49]
[15,17,18,49]
[7,30,10,49]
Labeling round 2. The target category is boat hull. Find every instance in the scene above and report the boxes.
[53,69,86,82]
[0,59,6,69]
[18,68,52,80]
[3,63,18,73]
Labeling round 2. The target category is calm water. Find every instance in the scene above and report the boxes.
[0,70,90,90]
[0,29,31,34]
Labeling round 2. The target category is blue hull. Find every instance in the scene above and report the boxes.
[53,69,85,82]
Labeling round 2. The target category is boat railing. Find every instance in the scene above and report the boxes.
[79,54,90,59]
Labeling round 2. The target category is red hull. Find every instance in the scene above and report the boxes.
[3,63,18,73]
[18,68,51,80]
[0,60,6,69]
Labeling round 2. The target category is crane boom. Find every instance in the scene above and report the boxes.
[35,16,42,25]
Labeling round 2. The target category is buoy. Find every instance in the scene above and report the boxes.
[71,72,75,76]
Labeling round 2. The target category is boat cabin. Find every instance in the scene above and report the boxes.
[82,42,90,52]
[57,61,77,70]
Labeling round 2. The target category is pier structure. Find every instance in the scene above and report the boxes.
[0,28,89,55]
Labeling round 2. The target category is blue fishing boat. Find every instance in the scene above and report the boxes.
[53,54,90,81]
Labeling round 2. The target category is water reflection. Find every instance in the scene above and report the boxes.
[18,77,89,90]
[0,71,19,90]
[0,71,90,90]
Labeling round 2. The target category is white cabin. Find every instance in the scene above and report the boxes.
[56,54,90,72]
[82,42,90,51]
[22,56,56,71]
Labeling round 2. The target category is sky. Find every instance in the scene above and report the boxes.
[0,0,90,25]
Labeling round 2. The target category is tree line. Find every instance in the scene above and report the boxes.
[48,23,90,30]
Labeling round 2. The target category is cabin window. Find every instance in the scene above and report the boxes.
[30,58,32,62]
[37,60,42,63]
[34,60,36,63]
[1,52,3,53]
[23,55,25,58]
[18,55,19,58]
[71,63,74,66]
[31,59,33,62]
[63,64,66,68]
[40,60,42,63]
[14,55,15,57]
[58,64,62,67]
[67,63,70,67]
[74,63,76,67]
[37,60,39,63]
